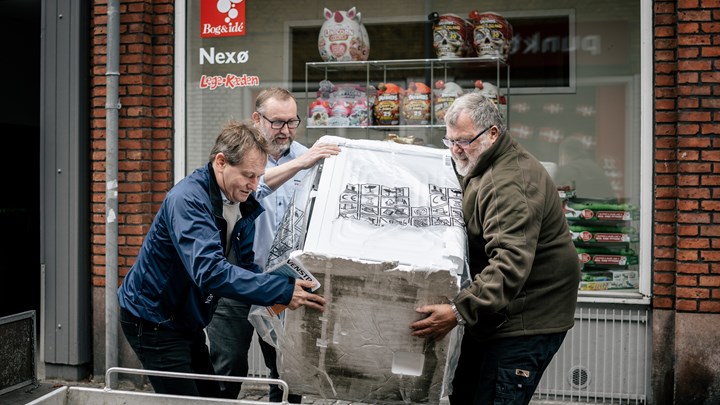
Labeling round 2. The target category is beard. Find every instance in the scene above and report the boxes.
[451,137,493,177]
[258,123,293,158]
[271,136,292,157]
[452,153,476,177]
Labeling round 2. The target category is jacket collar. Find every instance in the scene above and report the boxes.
[207,162,224,219]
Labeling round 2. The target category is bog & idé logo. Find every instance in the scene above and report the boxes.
[200,0,246,38]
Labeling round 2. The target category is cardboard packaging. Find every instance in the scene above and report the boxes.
[262,136,467,404]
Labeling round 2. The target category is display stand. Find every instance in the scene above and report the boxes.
[304,57,510,147]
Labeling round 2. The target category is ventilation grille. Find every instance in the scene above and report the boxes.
[534,305,649,404]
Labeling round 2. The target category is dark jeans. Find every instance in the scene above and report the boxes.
[206,298,301,403]
[449,331,567,405]
[120,308,221,398]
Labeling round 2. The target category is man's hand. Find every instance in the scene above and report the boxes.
[409,304,457,341]
[287,279,326,311]
[262,142,341,191]
[294,142,341,170]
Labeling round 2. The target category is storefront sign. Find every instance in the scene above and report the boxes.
[199,73,259,90]
[200,0,246,38]
[199,47,249,64]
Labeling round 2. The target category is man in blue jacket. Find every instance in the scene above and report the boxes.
[117,120,326,398]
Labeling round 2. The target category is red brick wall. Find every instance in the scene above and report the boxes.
[654,0,720,313]
[90,0,174,287]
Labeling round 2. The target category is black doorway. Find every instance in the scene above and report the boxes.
[0,0,42,321]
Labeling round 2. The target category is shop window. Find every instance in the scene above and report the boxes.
[181,1,648,300]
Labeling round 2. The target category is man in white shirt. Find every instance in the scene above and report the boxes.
[206,88,340,402]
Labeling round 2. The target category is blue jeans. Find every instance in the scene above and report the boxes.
[120,308,221,398]
[449,331,567,405]
[206,298,301,403]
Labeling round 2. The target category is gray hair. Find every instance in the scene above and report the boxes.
[208,120,272,165]
[444,92,507,135]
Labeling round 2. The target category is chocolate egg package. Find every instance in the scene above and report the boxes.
[308,80,374,127]
[318,7,370,62]
[468,10,513,62]
[373,83,403,125]
[433,80,464,124]
[401,82,432,125]
[429,12,474,58]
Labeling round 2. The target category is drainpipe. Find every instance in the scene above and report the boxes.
[105,0,120,386]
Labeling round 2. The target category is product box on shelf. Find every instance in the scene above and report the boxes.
[580,270,639,290]
[576,246,638,270]
[569,224,639,244]
[563,198,640,222]
[373,83,403,125]
[610,270,639,289]
[261,136,467,404]
[557,184,576,201]
[307,80,374,127]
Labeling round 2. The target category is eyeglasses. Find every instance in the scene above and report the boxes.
[442,125,493,149]
[260,114,301,129]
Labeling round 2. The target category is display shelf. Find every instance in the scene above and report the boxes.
[306,124,447,130]
[305,57,508,71]
[304,57,510,147]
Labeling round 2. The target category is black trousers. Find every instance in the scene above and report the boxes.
[449,331,567,405]
[205,298,301,403]
[120,308,222,398]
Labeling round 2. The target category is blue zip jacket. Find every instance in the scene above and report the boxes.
[117,163,295,331]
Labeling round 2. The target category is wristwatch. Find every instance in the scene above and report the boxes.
[451,303,466,325]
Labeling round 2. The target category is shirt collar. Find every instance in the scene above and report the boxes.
[220,190,236,205]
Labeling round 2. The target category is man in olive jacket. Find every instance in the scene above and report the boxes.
[410,93,580,405]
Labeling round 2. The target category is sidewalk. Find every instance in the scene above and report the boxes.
[0,379,450,405]
[0,370,566,405]
[0,380,571,405]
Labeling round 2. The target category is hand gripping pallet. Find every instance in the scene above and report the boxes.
[27,367,290,405]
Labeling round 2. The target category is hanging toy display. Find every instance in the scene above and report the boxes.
[318,7,370,62]
[467,10,513,62]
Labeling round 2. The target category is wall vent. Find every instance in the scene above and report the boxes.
[534,304,650,404]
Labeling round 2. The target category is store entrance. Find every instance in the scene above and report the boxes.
[0,0,42,323]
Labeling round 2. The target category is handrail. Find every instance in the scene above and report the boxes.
[104,367,290,403]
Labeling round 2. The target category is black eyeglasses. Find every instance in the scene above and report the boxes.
[442,125,493,149]
[260,114,301,129]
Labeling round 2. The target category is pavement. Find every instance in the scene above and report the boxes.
[0,359,452,405]
[0,362,562,405]
[0,380,573,405]
[0,378,451,405]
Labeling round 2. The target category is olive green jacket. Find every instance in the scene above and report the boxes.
[453,133,580,340]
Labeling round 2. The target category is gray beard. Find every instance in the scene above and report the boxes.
[454,157,477,177]
[272,139,291,157]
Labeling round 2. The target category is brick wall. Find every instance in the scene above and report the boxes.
[90,0,174,287]
[653,0,720,313]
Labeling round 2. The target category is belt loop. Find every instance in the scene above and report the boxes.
[137,320,143,337]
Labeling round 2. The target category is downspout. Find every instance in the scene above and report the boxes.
[105,0,120,386]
